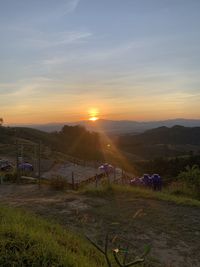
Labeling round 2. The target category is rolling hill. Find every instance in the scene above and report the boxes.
[118,125,200,159]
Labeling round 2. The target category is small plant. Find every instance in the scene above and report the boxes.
[86,233,151,267]
[49,175,68,190]
[3,171,18,183]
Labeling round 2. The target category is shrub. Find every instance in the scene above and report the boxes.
[49,175,68,190]
[178,165,200,198]
[3,171,18,182]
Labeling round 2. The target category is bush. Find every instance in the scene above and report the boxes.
[3,171,18,182]
[49,175,68,190]
[167,181,194,198]
[178,165,200,198]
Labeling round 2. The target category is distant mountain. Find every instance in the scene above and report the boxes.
[121,125,200,145]
[12,118,200,134]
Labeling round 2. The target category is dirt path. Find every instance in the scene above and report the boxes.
[0,184,199,267]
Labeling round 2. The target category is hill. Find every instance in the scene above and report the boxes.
[118,125,200,159]
[0,125,102,160]
[1,124,200,164]
[122,125,200,145]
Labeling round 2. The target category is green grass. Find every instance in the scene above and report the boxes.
[0,204,106,267]
[82,184,200,207]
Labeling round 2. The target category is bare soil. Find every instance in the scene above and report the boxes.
[0,184,199,267]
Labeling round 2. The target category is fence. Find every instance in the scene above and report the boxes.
[63,169,134,190]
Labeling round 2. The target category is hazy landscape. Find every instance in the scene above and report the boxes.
[1,1,200,267]
[11,118,200,134]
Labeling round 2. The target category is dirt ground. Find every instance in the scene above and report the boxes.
[0,184,200,267]
[42,162,123,183]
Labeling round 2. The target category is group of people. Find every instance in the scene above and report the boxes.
[99,163,114,176]
[0,160,13,171]
[18,162,34,172]
[130,173,162,191]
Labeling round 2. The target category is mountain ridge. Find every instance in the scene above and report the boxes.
[9,118,200,134]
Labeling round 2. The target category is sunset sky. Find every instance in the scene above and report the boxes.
[0,0,200,124]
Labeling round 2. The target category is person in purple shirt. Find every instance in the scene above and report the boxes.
[152,174,162,191]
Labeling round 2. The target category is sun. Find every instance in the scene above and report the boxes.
[88,108,99,121]
[89,116,98,121]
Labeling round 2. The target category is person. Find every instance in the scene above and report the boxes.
[152,174,162,191]
[143,174,151,187]
[157,174,162,191]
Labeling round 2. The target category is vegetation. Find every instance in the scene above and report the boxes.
[178,165,200,198]
[86,233,150,267]
[1,124,200,201]
[53,125,102,160]
[118,125,200,159]
[0,204,107,267]
[0,125,102,160]
[133,155,200,178]
[82,184,200,207]
[49,175,69,190]
[0,117,3,126]
[0,203,153,267]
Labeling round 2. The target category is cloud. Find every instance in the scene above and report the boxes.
[23,30,92,49]
[64,0,81,14]
[37,40,137,70]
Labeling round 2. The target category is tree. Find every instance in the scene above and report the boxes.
[0,118,3,126]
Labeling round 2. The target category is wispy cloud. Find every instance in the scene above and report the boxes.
[23,30,92,49]
[37,41,137,70]
[63,0,81,14]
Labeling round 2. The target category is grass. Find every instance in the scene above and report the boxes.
[0,203,152,267]
[82,184,200,207]
[0,204,106,267]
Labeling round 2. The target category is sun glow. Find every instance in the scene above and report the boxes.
[88,108,99,121]
[89,116,98,121]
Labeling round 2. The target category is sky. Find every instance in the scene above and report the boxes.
[0,0,200,124]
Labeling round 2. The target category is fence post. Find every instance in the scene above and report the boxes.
[114,167,116,182]
[16,140,20,184]
[95,174,98,188]
[72,171,75,190]
[121,169,124,184]
[38,142,41,188]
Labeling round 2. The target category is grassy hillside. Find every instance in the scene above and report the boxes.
[0,125,102,160]
[1,184,200,267]
[0,126,57,145]
[0,204,106,267]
